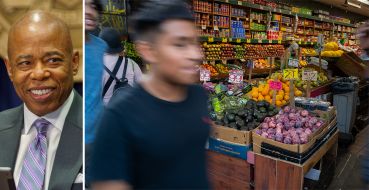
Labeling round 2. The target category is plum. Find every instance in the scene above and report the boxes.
[283,136,292,144]
[255,129,262,135]
[290,108,297,113]
[283,106,291,113]
[264,117,272,123]
[310,117,318,125]
[269,121,276,128]
[316,121,323,128]
[267,128,276,135]
[275,133,283,142]
[296,128,303,134]
[267,134,276,140]
[261,128,267,132]
[288,113,297,120]
[261,122,269,129]
[261,132,268,138]
[301,110,309,117]
[276,127,282,134]
[305,128,312,135]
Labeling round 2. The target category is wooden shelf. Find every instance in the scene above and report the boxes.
[194,10,212,14]
[213,12,230,17]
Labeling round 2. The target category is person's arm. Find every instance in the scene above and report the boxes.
[92,180,132,190]
[130,59,143,82]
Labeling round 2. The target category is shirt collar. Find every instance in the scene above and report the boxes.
[23,91,75,134]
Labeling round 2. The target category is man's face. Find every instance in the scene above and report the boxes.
[6,24,79,116]
[144,20,203,85]
[85,0,99,32]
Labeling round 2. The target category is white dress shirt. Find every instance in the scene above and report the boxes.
[102,54,143,105]
[13,91,75,190]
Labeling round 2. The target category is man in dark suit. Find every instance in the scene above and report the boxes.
[0,11,82,190]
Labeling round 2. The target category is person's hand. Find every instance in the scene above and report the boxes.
[357,21,369,52]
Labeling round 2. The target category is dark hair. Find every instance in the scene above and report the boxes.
[93,0,103,13]
[129,0,194,41]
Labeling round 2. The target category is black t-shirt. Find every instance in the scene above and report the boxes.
[89,84,210,189]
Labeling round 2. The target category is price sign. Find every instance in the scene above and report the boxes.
[283,69,299,80]
[246,39,251,43]
[236,38,241,43]
[201,25,206,30]
[229,70,244,84]
[269,81,283,90]
[278,40,282,44]
[222,38,228,42]
[258,39,262,43]
[208,37,214,42]
[288,58,299,68]
[214,26,219,31]
[302,70,318,81]
[269,40,272,43]
[238,1,242,5]
[260,5,264,10]
[200,68,211,82]
[229,38,233,42]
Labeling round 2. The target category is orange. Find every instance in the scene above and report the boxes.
[278,90,285,97]
[276,95,283,101]
[276,100,282,107]
[282,100,287,105]
[283,86,290,92]
[269,90,275,97]
[265,95,271,102]
[261,88,269,96]
[284,95,290,101]
[252,91,259,98]
[258,95,265,101]
[295,90,303,96]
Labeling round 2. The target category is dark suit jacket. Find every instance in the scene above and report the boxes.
[0,91,82,190]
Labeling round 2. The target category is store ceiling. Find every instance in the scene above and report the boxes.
[315,0,369,17]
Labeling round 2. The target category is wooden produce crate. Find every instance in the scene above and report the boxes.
[253,130,338,190]
[336,52,369,81]
[252,119,330,154]
[207,151,252,190]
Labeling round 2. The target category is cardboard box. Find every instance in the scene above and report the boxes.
[207,137,251,160]
[252,119,332,154]
[210,124,252,145]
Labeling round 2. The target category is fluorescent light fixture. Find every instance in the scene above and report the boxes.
[357,0,369,6]
[346,0,362,8]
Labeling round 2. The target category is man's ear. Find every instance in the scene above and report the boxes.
[3,58,14,81]
[135,41,157,64]
[71,50,80,76]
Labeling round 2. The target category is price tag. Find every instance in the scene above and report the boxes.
[278,40,282,44]
[200,68,211,82]
[273,8,276,12]
[201,25,206,30]
[214,26,219,31]
[269,81,283,90]
[236,38,241,43]
[229,38,233,42]
[260,5,264,10]
[240,59,246,62]
[229,70,244,84]
[238,1,242,5]
[208,37,214,42]
[283,69,299,80]
[247,39,251,43]
[269,40,272,43]
[288,58,299,68]
[225,0,229,2]
[258,39,262,43]
[222,38,227,42]
[302,70,318,81]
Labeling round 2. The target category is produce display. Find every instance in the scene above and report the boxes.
[301,48,318,57]
[214,100,279,131]
[234,45,245,59]
[295,68,329,89]
[202,43,222,60]
[295,97,331,111]
[321,41,344,57]
[215,63,229,74]
[299,59,308,67]
[255,106,325,144]
[244,44,285,58]
[253,59,275,69]
[250,73,303,107]
[201,64,218,77]
[221,44,235,59]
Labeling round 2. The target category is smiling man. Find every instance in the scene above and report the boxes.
[0,11,82,190]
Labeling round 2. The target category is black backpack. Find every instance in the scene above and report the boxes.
[102,56,131,97]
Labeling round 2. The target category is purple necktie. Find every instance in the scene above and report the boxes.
[18,118,50,190]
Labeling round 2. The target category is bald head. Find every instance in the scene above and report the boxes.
[8,11,73,58]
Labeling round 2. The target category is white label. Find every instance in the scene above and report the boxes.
[302,70,318,81]
[202,25,206,30]
[288,58,299,68]
[229,70,244,84]
[200,68,211,82]
[238,1,242,5]
[214,26,219,31]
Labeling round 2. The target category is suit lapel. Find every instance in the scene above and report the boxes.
[0,105,23,169]
[48,92,82,190]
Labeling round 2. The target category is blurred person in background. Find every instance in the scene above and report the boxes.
[0,11,82,189]
[89,0,210,189]
[85,0,106,145]
[357,20,369,187]
[99,28,143,105]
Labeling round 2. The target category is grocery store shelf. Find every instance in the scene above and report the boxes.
[213,12,230,17]
[213,0,356,27]
[194,10,212,14]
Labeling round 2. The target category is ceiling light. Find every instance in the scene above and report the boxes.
[346,0,362,8]
[357,0,369,6]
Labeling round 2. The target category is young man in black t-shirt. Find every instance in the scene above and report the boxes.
[89,1,210,189]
